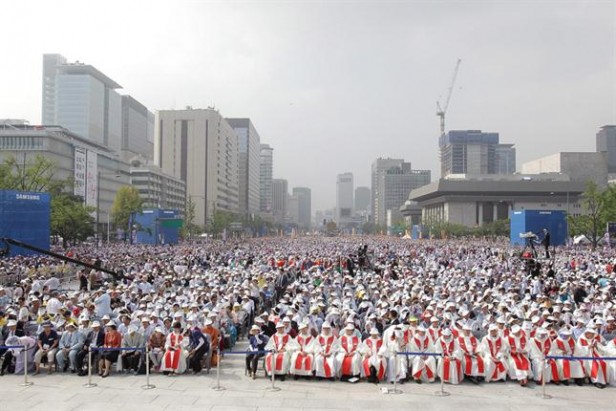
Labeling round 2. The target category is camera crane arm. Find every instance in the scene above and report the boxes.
[0,237,122,280]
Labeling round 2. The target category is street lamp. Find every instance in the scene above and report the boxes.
[96,171,122,247]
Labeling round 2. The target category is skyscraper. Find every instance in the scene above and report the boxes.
[292,187,312,228]
[42,54,154,161]
[227,118,261,215]
[272,179,288,223]
[439,130,516,176]
[336,173,354,223]
[597,125,616,174]
[354,186,371,214]
[260,144,274,214]
[371,158,404,225]
[155,108,239,226]
[378,164,431,226]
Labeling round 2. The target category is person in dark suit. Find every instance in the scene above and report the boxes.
[540,228,551,259]
[76,321,104,376]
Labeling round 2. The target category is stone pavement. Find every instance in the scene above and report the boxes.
[0,341,614,411]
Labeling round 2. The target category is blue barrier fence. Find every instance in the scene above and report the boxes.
[225,350,272,355]
[396,352,442,357]
[0,345,25,350]
[91,347,146,352]
[546,355,616,361]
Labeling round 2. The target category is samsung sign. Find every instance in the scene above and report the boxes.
[16,193,41,201]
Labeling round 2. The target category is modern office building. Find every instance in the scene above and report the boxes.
[129,165,186,212]
[372,159,431,226]
[292,187,312,228]
[439,130,516,176]
[0,123,130,233]
[260,144,274,214]
[155,108,239,227]
[354,186,371,214]
[121,96,155,162]
[272,179,288,223]
[42,54,154,161]
[336,172,354,224]
[597,125,616,174]
[227,118,261,216]
[371,158,405,224]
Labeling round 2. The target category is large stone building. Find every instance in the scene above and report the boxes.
[521,152,608,188]
[155,108,239,227]
[226,118,261,216]
[336,172,354,225]
[408,174,586,227]
[271,178,288,223]
[596,125,616,174]
[290,187,311,228]
[129,165,186,212]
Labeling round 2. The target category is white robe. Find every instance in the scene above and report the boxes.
[289,334,316,376]
[480,335,509,382]
[314,334,339,378]
[435,337,463,384]
[507,333,533,381]
[383,336,409,383]
[160,332,188,374]
[408,335,436,382]
[359,337,387,381]
[336,334,362,377]
[576,336,610,385]
[458,334,485,377]
[552,337,585,380]
[264,333,293,375]
[529,337,557,383]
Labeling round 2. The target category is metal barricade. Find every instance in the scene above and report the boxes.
[395,351,450,396]
[0,345,32,387]
[540,354,616,400]
[89,346,152,390]
[223,350,279,392]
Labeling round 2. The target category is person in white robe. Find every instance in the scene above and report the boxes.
[160,322,188,375]
[383,325,409,384]
[480,324,509,382]
[408,325,436,383]
[457,324,484,384]
[289,323,316,377]
[576,328,610,388]
[507,325,533,386]
[360,328,387,383]
[435,328,463,385]
[314,322,339,380]
[553,328,584,386]
[264,322,293,378]
[529,328,558,384]
[336,323,362,379]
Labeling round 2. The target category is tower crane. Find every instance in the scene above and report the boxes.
[436,58,462,136]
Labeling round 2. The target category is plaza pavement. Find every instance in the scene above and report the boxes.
[1,340,614,411]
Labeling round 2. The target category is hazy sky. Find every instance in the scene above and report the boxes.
[1,0,615,212]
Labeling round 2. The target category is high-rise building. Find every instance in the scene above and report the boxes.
[439,130,516,176]
[371,158,405,224]
[121,96,154,162]
[272,179,288,223]
[354,186,371,213]
[42,54,154,161]
[336,173,354,223]
[42,54,123,151]
[292,187,312,228]
[155,108,239,227]
[226,118,261,216]
[597,125,616,174]
[494,143,516,174]
[260,144,274,214]
[373,160,431,226]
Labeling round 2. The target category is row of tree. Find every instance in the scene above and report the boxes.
[0,154,142,246]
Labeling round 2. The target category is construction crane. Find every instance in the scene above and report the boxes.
[436,58,462,136]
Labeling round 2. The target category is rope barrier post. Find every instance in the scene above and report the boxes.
[141,348,155,390]
[266,351,281,392]
[434,353,450,397]
[386,352,402,395]
[84,349,97,388]
[212,351,225,391]
[538,357,552,400]
[21,346,33,387]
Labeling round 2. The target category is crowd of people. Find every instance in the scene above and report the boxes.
[0,236,615,390]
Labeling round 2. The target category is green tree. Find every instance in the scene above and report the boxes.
[181,195,197,239]
[51,194,95,247]
[209,210,237,235]
[111,186,143,231]
[0,154,67,193]
[568,181,608,250]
